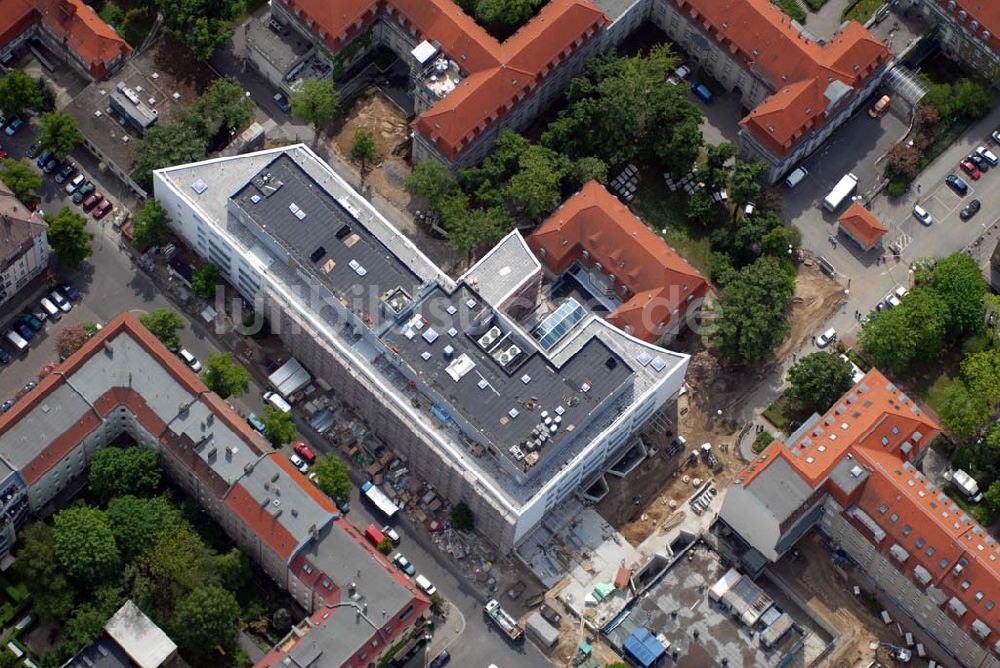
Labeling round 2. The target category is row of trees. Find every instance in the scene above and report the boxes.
[16,447,248,663]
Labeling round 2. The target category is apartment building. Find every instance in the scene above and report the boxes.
[720,369,1000,668]
[527,180,708,343]
[153,145,689,552]
[902,0,1000,82]
[0,0,131,79]
[0,313,429,668]
[0,179,48,310]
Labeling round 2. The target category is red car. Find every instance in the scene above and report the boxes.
[0,148,7,160]
[292,440,316,465]
[92,200,113,219]
[82,192,103,211]
[960,160,982,180]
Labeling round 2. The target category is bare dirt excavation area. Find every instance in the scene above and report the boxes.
[597,263,843,547]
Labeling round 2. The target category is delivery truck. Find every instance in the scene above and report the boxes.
[823,173,859,211]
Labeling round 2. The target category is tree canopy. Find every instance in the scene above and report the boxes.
[195,77,254,135]
[929,253,986,339]
[0,69,41,117]
[157,0,242,60]
[191,262,221,300]
[710,257,795,364]
[290,78,340,132]
[170,585,241,653]
[350,130,376,171]
[262,406,297,446]
[0,158,42,206]
[201,351,251,399]
[139,308,185,350]
[38,112,83,160]
[938,379,991,440]
[312,454,352,504]
[47,207,94,269]
[787,352,855,415]
[57,324,92,360]
[134,119,208,186]
[106,495,184,562]
[405,160,458,209]
[88,446,162,502]
[53,506,121,586]
[13,523,75,621]
[131,199,170,250]
[860,288,947,373]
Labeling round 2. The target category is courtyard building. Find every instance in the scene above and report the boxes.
[0,178,48,312]
[153,145,690,552]
[720,368,1000,668]
[0,313,430,667]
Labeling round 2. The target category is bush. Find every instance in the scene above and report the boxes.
[804,0,826,8]
[885,175,908,198]
[376,538,394,555]
[777,0,807,22]
[753,431,774,454]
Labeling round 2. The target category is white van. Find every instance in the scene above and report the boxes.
[263,391,292,413]
[784,166,808,189]
[414,574,436,596]
[39,297,61,320]
[5,329,28,353]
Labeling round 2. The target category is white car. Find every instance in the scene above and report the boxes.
[816,327,836,348]
[49,290,72,313]
[912,204,933,226]
[179,348,202,372]
[893,285,908,301]
[289,453,309,473]
[992,129,1000,144]
[65,173,85,194]
[381,525,401,545]
[885,292,901,308]
[976,145,999,166]
[674,65,691,80]
[839,354,865,384]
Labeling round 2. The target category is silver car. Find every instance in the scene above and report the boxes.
[912,204,933,226]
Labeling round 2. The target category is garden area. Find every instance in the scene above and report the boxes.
[842,0,884,23]
[453,0,550,41]
[11,445,299,667]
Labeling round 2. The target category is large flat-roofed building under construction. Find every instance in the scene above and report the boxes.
[153,145,692,551]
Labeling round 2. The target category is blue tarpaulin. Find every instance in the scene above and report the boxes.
[623,627,665,668]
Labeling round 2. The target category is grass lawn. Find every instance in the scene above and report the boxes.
[762,390,795,433]
[777,0,807,23]
[843,0,884,23]
[630,177,716,277]
[946,488,993,526]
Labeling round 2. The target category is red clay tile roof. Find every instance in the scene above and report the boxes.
[0,0,35,50]
[281,0,607,162]
[838,202,887,248]
[936,0,1000,57]
[670,0,889,158]
[225,484,300,560]
[37,0,132,78]
[527,181,708,342]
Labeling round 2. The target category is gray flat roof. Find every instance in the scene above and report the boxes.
[246,11,312,74]
[239,455,335,539]
[63,638,134,668]
[745,456,814,525]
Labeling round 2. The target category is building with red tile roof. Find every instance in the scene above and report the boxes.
[527,180,708,343]
[0,312,429,667]
[721,369,1000,667]
[910,0,1000,81]
[0,0,130,78]
[837,202,887,251]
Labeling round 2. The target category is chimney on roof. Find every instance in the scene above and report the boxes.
[262,496,271,507]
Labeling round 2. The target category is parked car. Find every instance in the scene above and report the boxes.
[292,441,316,465]
[0,399,14,413]
[392,553,416,577]
[65,173,85,193]
[381,525,401,545]
[816,327,836,348]
[20,313,42,332]
[246,412,266,433]
[73,181,95,204]
[178,348,202,372]
[35,150,52,168]
[0,349,11,365]
[5,329,28,352]
[967,152,989,172]
[19,381,37,397]
[976,145,999,166]
[273,93,290,112]
[39,297,61,320]
[13,322,33,341]
[946,174,969,194]
[54,162,76,184]
[25,141,40,159]
[4,118,23,136]
[414,574,437,596]
[960,199,982,220]
[691,82,713,103]
[784,166,808,189]
[60,284,80,302]
[92,200,113,220]
[429,651,450,668]
[960,160,982,180]
[49,290,71,313]
[912,204,933,225]
[868,94,890,118]
[674,64,691,80]
[81,192,103,211]
[288,453,309,473]
[42,157,59,174]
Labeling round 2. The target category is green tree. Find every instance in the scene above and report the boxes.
[57,324,91,359]
[13,523,76,621]
[128,524,213,617]
[860,289,947,373]
[191,262,221,299]
[213,548,251,592]
[134,119,208,185]
[0,158,42,205]
[47,207,94,269]
[710,257,795,364]
[201,351,251,399]
[984,480,1000,514]
[921,82,956,121]
[312,454,352,504]
[961,347,1000,406]
[57,604,112,661]
[88,446,161,502]
[272,607,292,632]
[376,538,394,555]
[450,502,475,530]
[53,506,121,586]
[787,352,855,414]
[953,78,992,119]
[568,156,608,187]
[170,585,240,652]
[139,308,185,350]
[38,112,83,159]
[0,69,42,116]
[262,406,297,446]
[405,160,457,210]
[350,130,377,171]
[157,0,241,60]
[938,379,990,440]
[729,161,765,210]
[106,495,184,562]
[929,253,986,339]
[955,424,1000,482]
[131,199,170,250]
[503,143,568,221]
[446,205,511,258]
[686,189,714,222]
[195,77,254,134]
[290,78,340,139]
